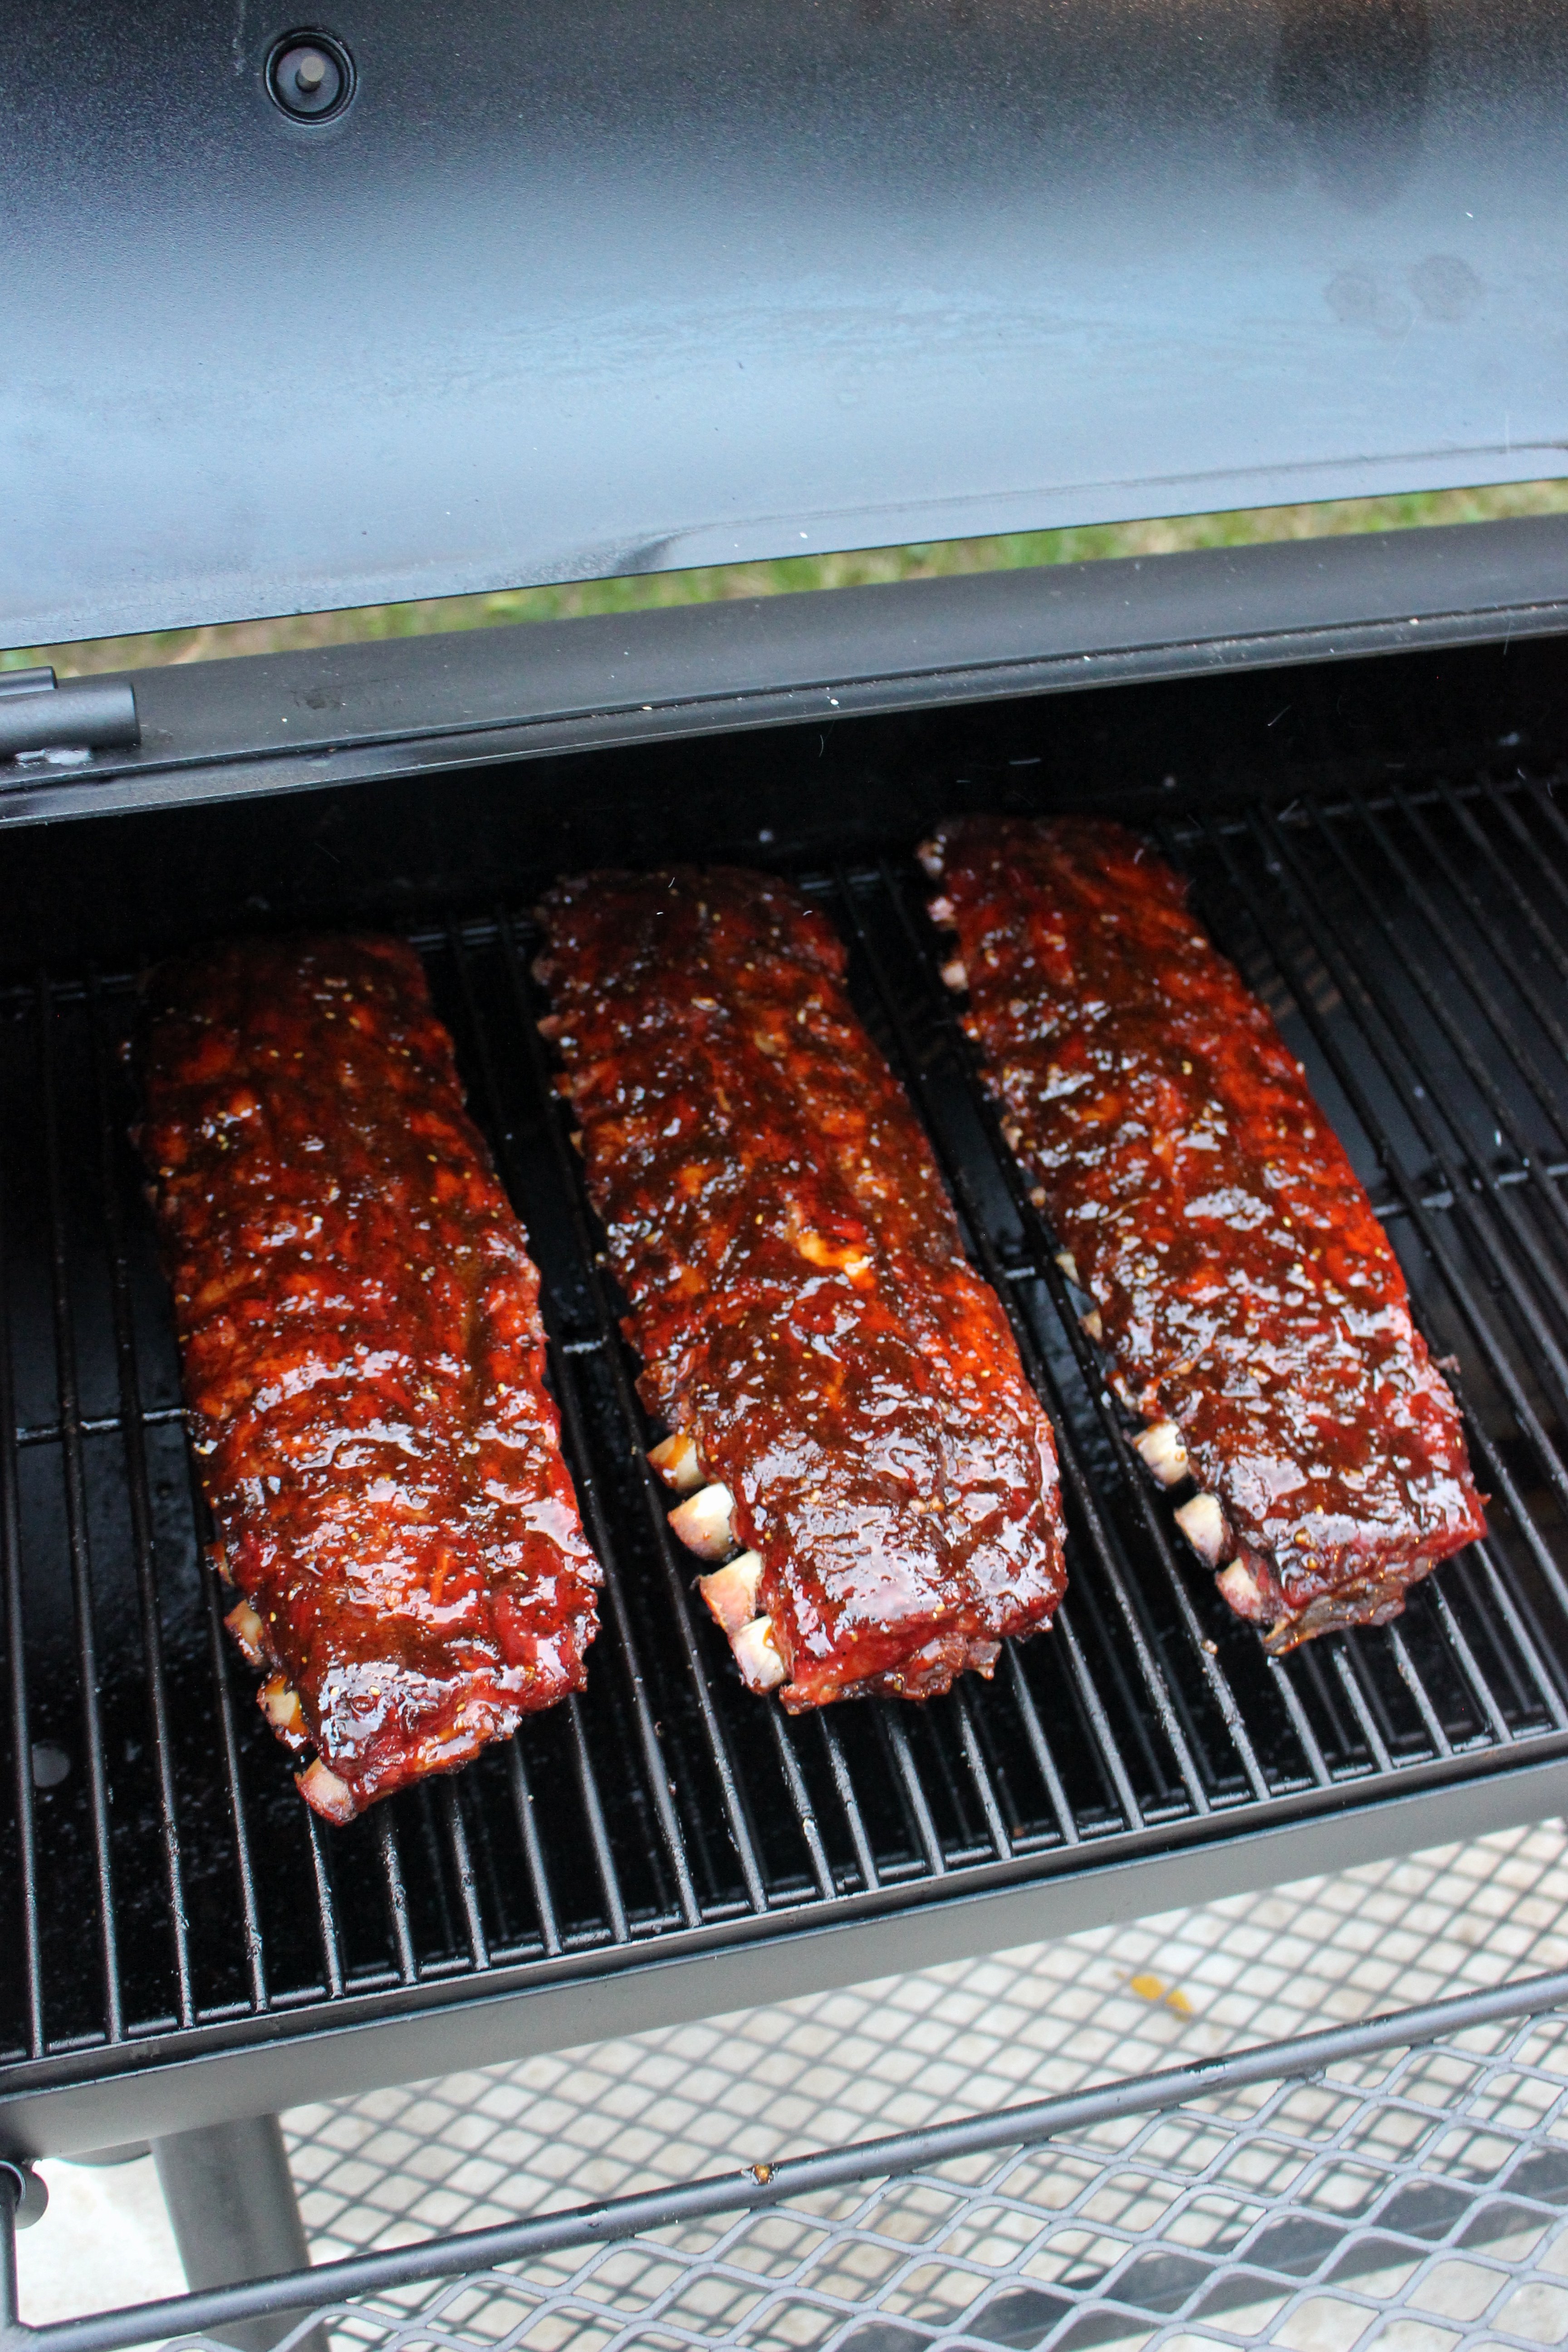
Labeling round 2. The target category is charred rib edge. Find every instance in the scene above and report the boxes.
[668,1481,736,1560]
[1133,1419,1191,1488]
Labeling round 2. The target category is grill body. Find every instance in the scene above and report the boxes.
[5,566,1568,2159]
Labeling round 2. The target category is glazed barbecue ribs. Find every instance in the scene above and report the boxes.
[140,935,601,1822]
[924,815,1485,1651]
[537,867,1067,1710]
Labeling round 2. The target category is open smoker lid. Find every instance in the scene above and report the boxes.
[5,0,1565,649]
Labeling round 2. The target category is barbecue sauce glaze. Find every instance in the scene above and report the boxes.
[928,815,1485,1649]
[539,868,1066,1709]
[140,936,600,1820]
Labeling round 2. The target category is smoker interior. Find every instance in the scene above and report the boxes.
[6,630,1568,2151]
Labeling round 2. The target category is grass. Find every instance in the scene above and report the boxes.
[7,478,1568,680]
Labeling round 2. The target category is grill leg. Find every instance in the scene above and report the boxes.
[152,2115,321,2352]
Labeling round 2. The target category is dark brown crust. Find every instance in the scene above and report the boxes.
[538,867,1067,1710]
[139,935,601,1819]
[926,816,1486,1651]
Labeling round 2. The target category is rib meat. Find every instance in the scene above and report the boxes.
[139,935,601,1821]
[924,816,1485,1651]
[537,867,1066,1710]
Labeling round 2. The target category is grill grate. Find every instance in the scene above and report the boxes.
[5,771,1568,2121]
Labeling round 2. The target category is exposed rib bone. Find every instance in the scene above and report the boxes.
[699,1551,765,1635]
[940,959,969,993]
[1133,1420,1191,1488]
[648,1431,704,1493]
[260,1674,306,1740]
[668,1482,736,1560]
[916,839,946,879]
[1054,1249,1080,1285]
[1175,1492,1230,1566]
[224,1598,267,1667]
[732,1615,787,1692]
[296,1759,358,1824]
[1217,1559,1263,1616]
[1080,1309,1104,1342]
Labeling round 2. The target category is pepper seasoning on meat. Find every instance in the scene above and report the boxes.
[139,935,600,1821]
[537,867,1066,1710]
[925,815,1485,1651]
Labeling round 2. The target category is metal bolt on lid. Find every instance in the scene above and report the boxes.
[267,30,353,120]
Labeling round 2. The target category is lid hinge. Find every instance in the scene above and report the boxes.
[0,666,141,765]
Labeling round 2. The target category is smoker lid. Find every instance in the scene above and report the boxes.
[4,0,1565,649]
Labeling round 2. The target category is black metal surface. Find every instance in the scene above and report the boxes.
[4,761,1568,2154]
[9,1966,1568,2352]
[5,0,1568,644]
[0,681,138,764]
[6,519,1568,833]
[150,2118,315,2352]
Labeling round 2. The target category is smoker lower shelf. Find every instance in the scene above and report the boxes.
[15,1966,1568,2352]
[6,772,1568,2156]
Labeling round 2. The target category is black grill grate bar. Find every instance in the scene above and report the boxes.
[564,1694,630,1944]
[189,1436,271,2010]
[1205,811,1568,1724]
[1410,786,1568,1081]
[1461,1544,1568,1734]
[36,975,123,2043]
[437,1783,489,1970]
[15,1406,185,1450]
[376,1811,420,1985]
[764,1710,837,1899]
[0,1157,44,2059]
[1331,1648,1396,1774]
[838,867,1217,1817]
[86,970,195,2030]
[954,1683,1013,1858]
[505,1742,563,1959]
[1310,805,1568,1293]
[443,918,686,1945]
[1365,794,1568,1162]
[1251,808,1568,1565]
[818,1716,883,1888]
[496,907,778,1919]
[878,1711,948,1875]
[1264,1657,1333,1787]
[1446,781,1568,999]
[303,1809,346,1999]
[1384,1626,1453,1759]
[1001,1644,1083,1840]
[877,860,1279,1807]
[1504,785,1568,926]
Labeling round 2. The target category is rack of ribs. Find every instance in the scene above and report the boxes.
[139,935,601,1823]
[536,867,1066,1710]
[922,815,1485,1652]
